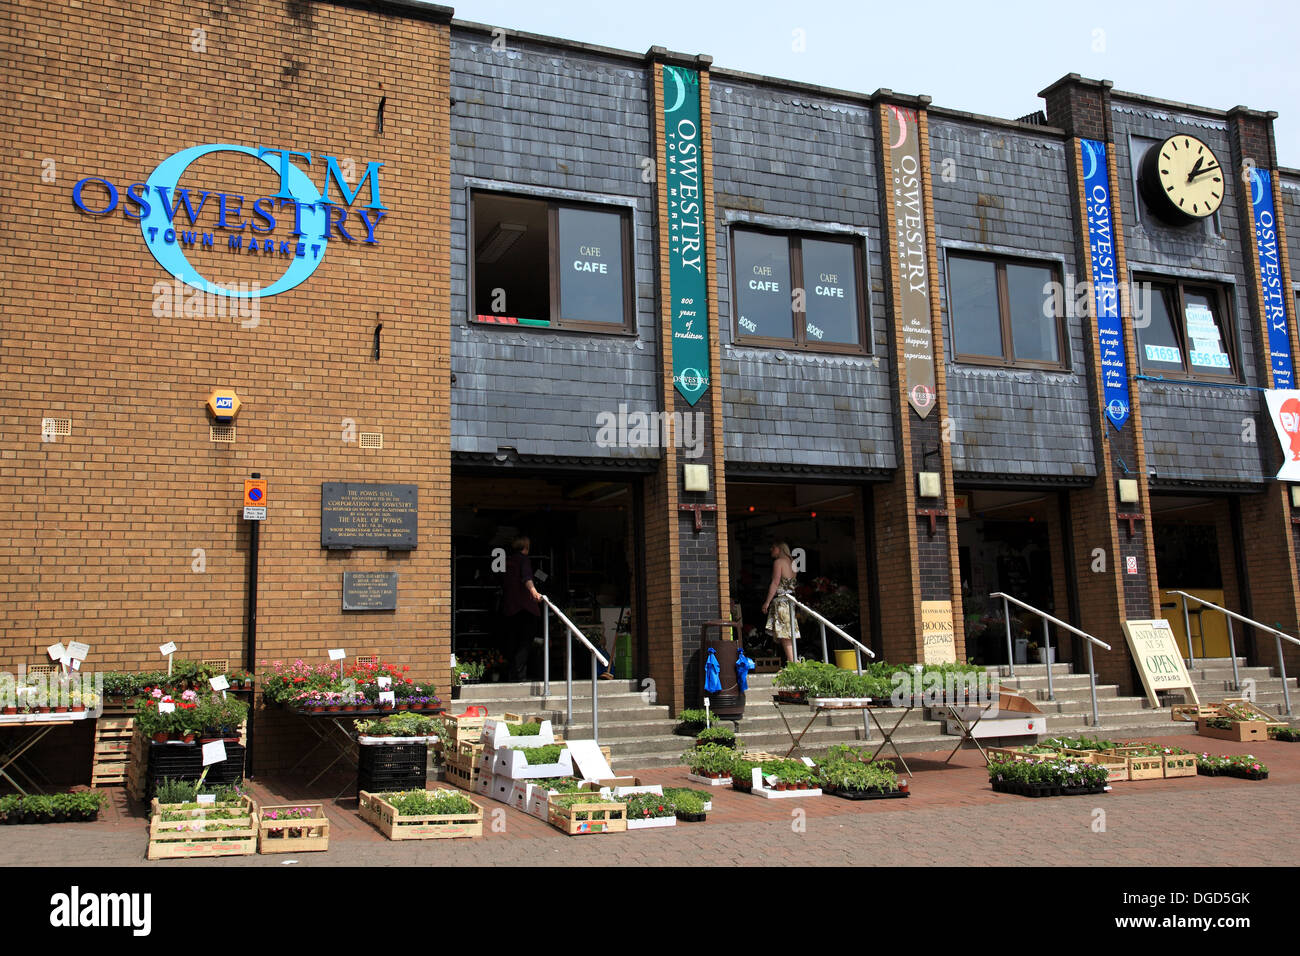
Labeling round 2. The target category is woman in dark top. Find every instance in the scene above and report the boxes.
[503,536,542,680]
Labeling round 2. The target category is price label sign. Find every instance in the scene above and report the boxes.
[196,794,216,806]
[159,642,177,657]
[46,642,67,663]
[378,690,396,705]
[209,675,230,692]
[158,701,176,714]
[328,649,346,661]
[376,676,391,689]
[67,642,90,662]
[202,740,228,766]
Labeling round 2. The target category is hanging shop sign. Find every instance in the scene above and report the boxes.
[1248,168,1295,389]
[70,144,388,300]
[1081,139,1130,430]
[885,106,935,418]
[1121,619,1199,709]
[661,64,710,406]
[1264,389,1300,481]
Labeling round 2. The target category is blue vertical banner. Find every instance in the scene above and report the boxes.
[662,64,710,405]
[1249,168,1295,390]
[1081,139,1130,430]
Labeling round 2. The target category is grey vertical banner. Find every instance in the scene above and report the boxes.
[885,105,936,418]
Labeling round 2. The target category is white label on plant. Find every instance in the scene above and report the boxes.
[379,690,395,705]
[202,740,227,766]
[800,756,816,767]
[197,794,216,805]
[159,642,177,656]
[71,659,81,671]
[328,648,346,661]
[209,675,229,692]
[46,642,67,663]
[752,768,763,788]
[67,642,90,661]
[376,676,391,689]
[158,701,175,714]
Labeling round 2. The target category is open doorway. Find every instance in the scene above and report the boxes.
[1151,494,1238,659]
[451,471,642,684]
[956,488,1069,666]
[726,481,868,665]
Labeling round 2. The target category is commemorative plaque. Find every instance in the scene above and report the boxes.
[342,571,399,611]
[321,482,417,550]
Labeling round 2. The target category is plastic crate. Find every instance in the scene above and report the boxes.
[358,742,427,775]
[359,770,427,793]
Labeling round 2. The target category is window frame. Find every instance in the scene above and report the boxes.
[945,250,1070,371]
[729,226,870,356]
[468,189,637,335]
[1133,274,1239,382]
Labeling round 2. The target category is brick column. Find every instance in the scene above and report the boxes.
[871,91,964,665]
[1227,107,1300,676]
[1043,74,1156,695]
[646,48,729,713]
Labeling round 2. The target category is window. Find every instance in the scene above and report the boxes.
[1134,278,1236,379]
[731,227,868,353]
[471,191,634,333]
[947,253,1066,369]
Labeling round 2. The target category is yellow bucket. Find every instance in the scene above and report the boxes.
[834,650,857,671]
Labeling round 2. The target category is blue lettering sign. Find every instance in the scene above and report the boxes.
[1082,139,1130,430]
[1249,168,1295,389]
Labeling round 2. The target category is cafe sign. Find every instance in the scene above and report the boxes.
[661,65,710,406]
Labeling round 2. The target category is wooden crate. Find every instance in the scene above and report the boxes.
[443,749,479,792]
[547,797,627,835]
[146,795,257,860]
[91,714,137,786]
[257,804,330,854]
[1105,749,1164,780]
[441,710,498,746]
[986,746,1063,763]
[1196,718,1270,742]
[357,789,484,841]
[1059,749,1130,783]
[1162,753,1198,778]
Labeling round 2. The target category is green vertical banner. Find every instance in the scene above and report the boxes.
[662,64,709,405]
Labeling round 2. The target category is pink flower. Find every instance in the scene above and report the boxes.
[152,688,163,699]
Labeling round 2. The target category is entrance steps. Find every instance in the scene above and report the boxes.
[449,660,1298,770]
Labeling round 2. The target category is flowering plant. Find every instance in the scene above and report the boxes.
[625,793,675,818]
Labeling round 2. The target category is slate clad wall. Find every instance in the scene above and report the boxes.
[1284,172,1300,307]
[448,31,660,461]
[1110,99,1266,485]
[928,117,1096,481]
[710,79,895,474]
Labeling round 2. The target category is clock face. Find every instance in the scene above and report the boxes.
[1139,134,1225,224]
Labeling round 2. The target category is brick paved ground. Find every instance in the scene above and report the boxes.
[2,734,1297,867]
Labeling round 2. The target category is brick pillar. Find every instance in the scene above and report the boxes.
[871,91,964,665]
[646,49,728,713]
[1043,74,1156,695]
[1227,107,1300,676]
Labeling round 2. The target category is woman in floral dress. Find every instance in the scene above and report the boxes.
[761,541,800,662]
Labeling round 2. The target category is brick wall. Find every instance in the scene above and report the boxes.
[2,0,452,773]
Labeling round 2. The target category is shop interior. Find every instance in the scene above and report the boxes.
[451,472,639,683]
[1151,494,1238,659]
[726,481,866,661]
[957,488,1067,666]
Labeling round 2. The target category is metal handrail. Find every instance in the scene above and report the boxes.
[1165,589,1297,716]
[539,595,609,742]
[779,593,876,738]
[989,592,1111,728]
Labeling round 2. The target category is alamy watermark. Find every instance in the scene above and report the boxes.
[596,403,704,459]
[1,669,104,714]
[152,277,260,328]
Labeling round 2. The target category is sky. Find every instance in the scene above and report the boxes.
[446,0,1299,165]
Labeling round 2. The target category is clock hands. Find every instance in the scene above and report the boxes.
[1187,161,1220,183]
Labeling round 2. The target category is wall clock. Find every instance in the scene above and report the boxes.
[1138,133,1225,225]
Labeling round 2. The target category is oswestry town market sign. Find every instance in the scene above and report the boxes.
[71,144,387,299]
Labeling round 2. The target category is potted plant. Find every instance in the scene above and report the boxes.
[695,723,737,749]
[0,673,16,714]
[680,744,735,780]
[664,788,709,822]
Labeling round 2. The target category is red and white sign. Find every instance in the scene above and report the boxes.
[1126,556,1138,575]
[1265,390,1300,481]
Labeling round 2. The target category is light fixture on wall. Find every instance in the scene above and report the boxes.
[477,222,526,263]
[1118,479,1140,504]
[684,464,709,492]
[917,471,941,499]
[1291,486,1300,509]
